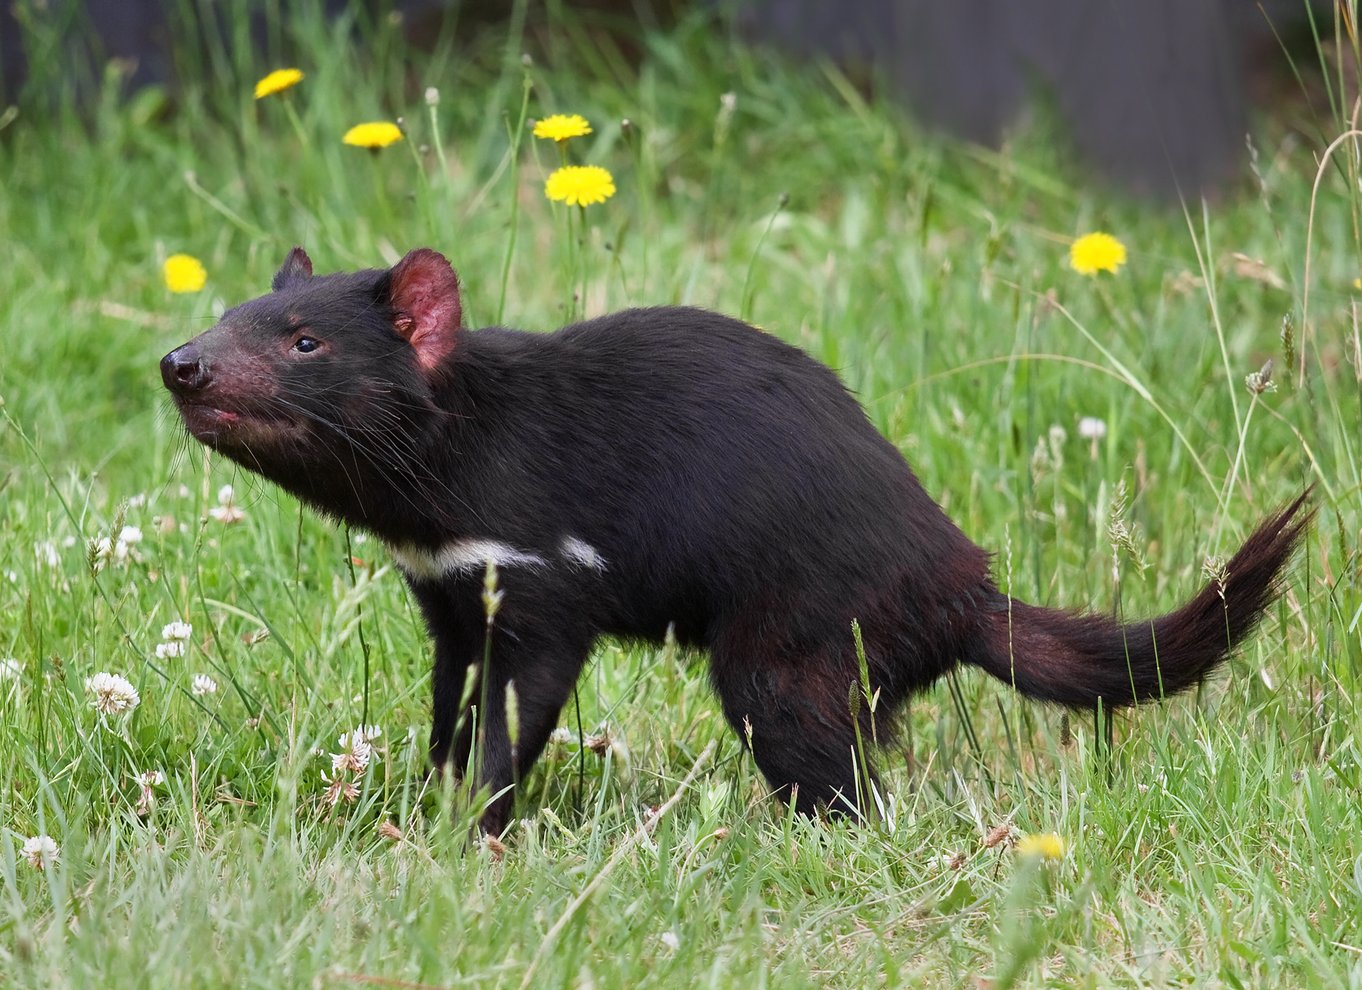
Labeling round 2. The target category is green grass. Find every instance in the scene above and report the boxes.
[1,3,1361,986]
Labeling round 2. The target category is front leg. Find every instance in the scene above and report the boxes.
[415,578,592,834]
[429,635,480,779]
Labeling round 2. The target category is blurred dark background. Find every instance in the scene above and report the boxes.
[0,0,1340,199]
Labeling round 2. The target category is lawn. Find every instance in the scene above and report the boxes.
[1,4,1359,987]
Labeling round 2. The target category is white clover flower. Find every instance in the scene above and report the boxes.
[660,931,680,951]
[85,671,140,716]
[0,657,20,679]
[20,835,59,871]
[584,727,631,766]
[208,505,245,524]
[1078,416,1107,440]
[153,621,192,660]
[321,770,360,806]
[1245,360,1277,396]
[34,541,60,568]
[337,724,382,749]
[92,526,145,568]
[127,493,148,509]
[161,621,193,641]
[549,726,575,746]
[209,484,245,524]
[191,674,218,696]
[331,745,371,775]
[133,769,165,817]
[331,725,383,774]
[114,526,144,563]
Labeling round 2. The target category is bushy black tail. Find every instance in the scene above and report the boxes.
[967,491,1312,709]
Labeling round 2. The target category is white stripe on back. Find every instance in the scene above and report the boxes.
[560,536,607,572]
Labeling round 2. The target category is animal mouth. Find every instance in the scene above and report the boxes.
[172,396,298,446]
[175,399,239,425]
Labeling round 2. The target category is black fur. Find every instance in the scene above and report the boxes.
[161,248,1311,833]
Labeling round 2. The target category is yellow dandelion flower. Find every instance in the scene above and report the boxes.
[253,68,303,99]
[545,165,616,207]
[1069,232,1127,276]
[533,114,593,142]
[164,254,207,294]
[342,121,404,149]
[1014,832,1066,861]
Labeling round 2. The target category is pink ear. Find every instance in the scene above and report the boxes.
[388,248,462,370]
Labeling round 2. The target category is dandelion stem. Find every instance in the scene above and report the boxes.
[281,95,309,150]
[577,204,589,320]
[368,156,394,224]
[553,198,581,323]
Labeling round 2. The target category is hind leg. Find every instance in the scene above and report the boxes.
[710,651,873,818]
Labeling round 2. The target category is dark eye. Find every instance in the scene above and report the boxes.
[293,336,321,354]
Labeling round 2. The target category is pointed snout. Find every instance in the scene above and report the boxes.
[160,343,210,395]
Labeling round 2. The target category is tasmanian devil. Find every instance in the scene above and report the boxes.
[160,246,1310,834]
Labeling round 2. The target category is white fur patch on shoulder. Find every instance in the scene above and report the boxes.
[387,539,548,581]
[560,535,607,572]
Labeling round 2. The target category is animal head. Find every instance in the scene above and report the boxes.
[160,247,463,522]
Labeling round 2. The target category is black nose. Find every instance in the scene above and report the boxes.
[160,344,210,394]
